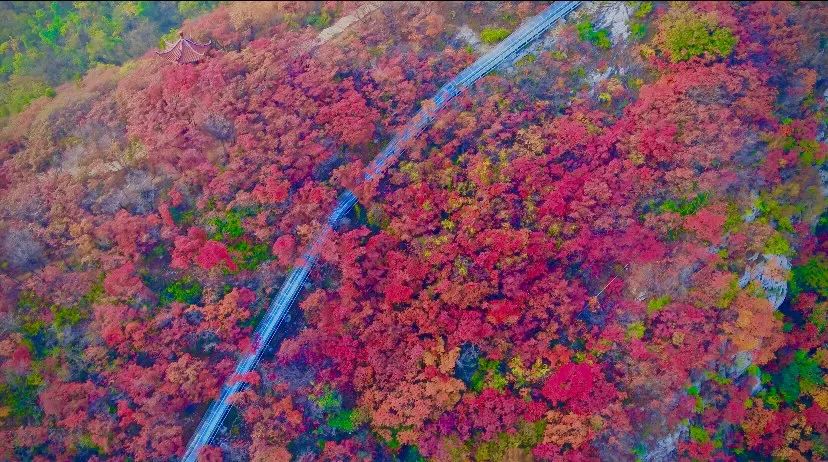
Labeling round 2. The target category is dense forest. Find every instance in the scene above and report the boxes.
[0,1,219,118]
[0,1,827,460]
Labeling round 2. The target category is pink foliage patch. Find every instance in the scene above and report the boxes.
[195,240,237,271]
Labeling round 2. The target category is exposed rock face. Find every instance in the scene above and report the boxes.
[744,191,761,222]
[454,343,481,385]
[643,426,688,462]
[91,169,159,215]
[595,1,631,45]
[644,254,791,460]
[202,114,235,141]
[724,253,790,380]
[739,254,791,310]
[2,228,45,273]
[456,25,481,51]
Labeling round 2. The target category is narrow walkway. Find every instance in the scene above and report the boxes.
[315,1,384,46]
[182,2,581,460]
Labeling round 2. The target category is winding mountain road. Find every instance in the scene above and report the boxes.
[182,2,581,460]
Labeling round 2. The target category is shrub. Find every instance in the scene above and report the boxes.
[516,53,536,66]
[775,349,823,405]
[0,374,43,424]
[790,257,828,299]
[763,233,794,257]
[576,21,611,49]
[0,76,55,117]
[160,276,203,305]
[657,192,709,216]
[647,295,671,315]
[657,9,737,62]
[480,27,510,45]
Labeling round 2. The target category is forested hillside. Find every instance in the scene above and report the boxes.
[0,1,827,461]
[0,1,219,118]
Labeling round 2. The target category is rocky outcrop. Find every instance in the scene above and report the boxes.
[643,255,790,460]
[739,254,791,310]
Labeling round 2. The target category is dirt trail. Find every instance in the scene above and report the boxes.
[315,1,384,45]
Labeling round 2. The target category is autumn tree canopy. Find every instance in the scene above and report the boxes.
[0,1,826,461]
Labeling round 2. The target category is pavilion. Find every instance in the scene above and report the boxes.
[156,32,211,64]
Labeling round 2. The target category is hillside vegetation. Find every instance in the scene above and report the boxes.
[0,1,827,461]
[0,1,219,118]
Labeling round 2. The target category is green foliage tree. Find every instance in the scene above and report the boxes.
[576,21,611,49]
[633,2,653,19]
[656,192,709,216]
[209,208,272,271]
[327,408,357,432]
[658,9,737,62]
[630,22,648,41]
[304,9,332,30]
[627,2,654,41]
[475,421,545,461]
[312,387,360,433]
[229,241,271,271]
[470,357,507,392]
[51,278,103,328]
[0,373,44,424]
[790,256,828,299]
[160,276,202,305]
[774,350,823,405]
[211,209,246,241]
[763,233,794,257]
[0,75,54,117]
[688,425,709,443]
[626,321,646,339]
[646,295,671,315]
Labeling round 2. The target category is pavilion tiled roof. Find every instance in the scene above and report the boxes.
[156,32,211,64]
